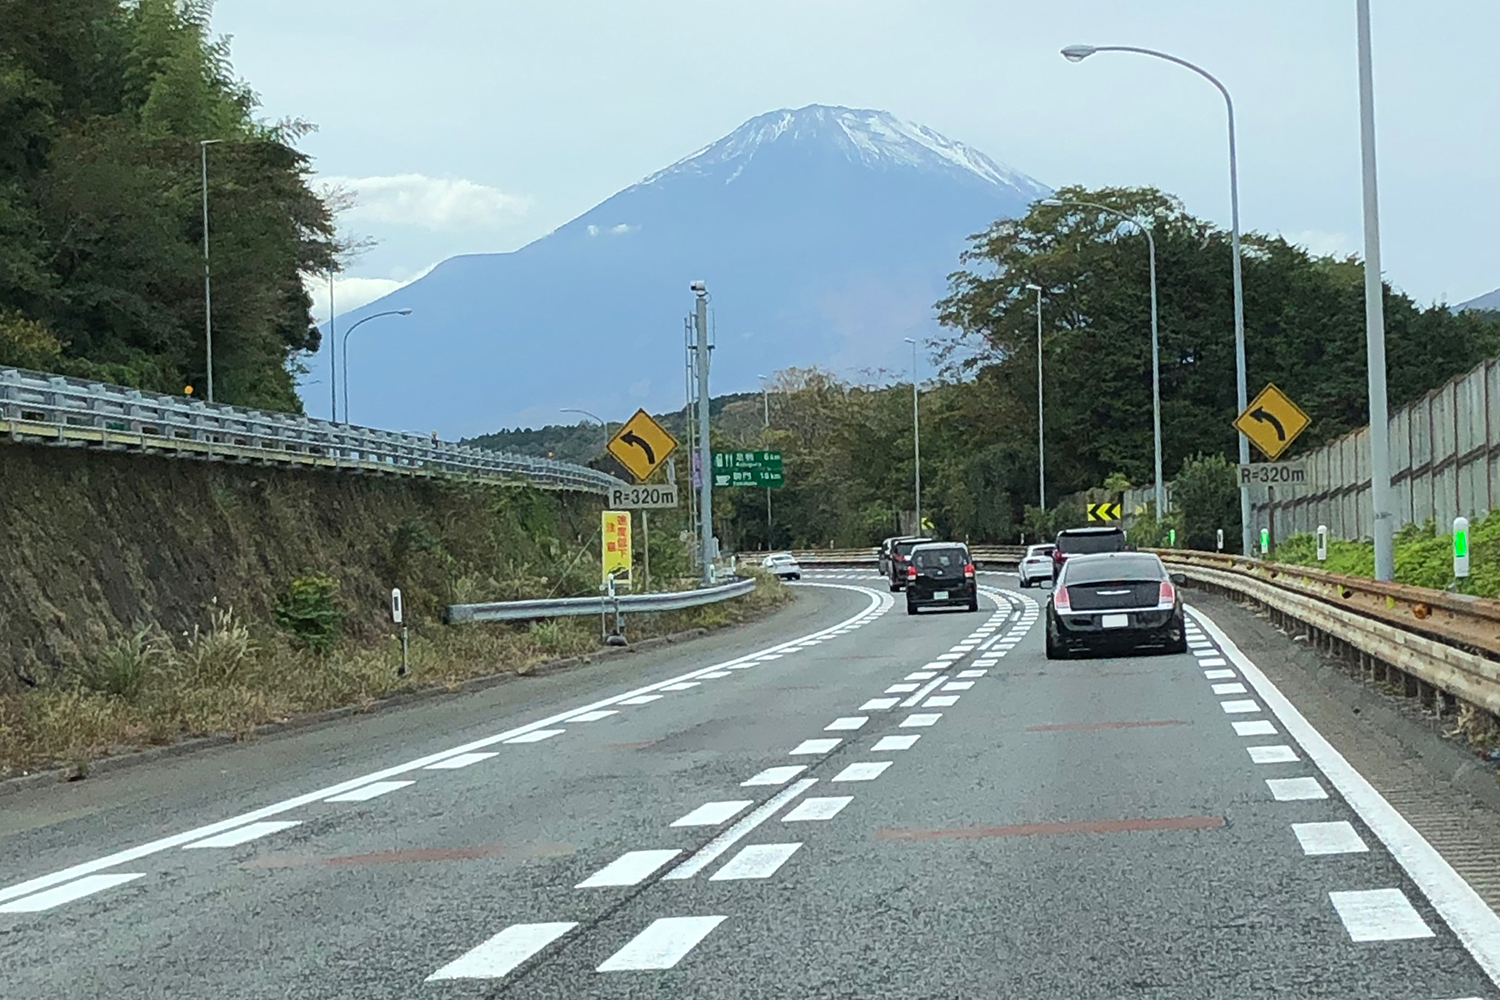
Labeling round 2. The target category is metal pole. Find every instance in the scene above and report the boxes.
[642,510,650,593]
[1034,287,1045,510]
[328,271,336,422]
[340,310,413,426]
[906,338,921,534]
[200,140,218,404]
[1357,0,1394,581]
[759,377,771,543]
[694,287,713,584]
[1146,227,1164,521]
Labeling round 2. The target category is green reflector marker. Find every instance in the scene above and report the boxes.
[1455,531,1468,558]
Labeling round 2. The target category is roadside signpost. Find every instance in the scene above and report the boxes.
[1233,383,1311,461]
[390,588,408,677]
[1086,501,1122,522]
[712,450,784,488]
[607,409,678,483]
[1260,528,1270,555]
[607,484,679,509]
[1455,516,1470,579]
[602,510,632,587]
[1317,524,1328,562]
[1238,461,1307,486]
[1216,529,1224,552]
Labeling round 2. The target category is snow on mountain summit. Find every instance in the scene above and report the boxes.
[642,104,1049,198]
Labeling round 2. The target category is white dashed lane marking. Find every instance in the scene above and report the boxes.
[860,697,899,711]
[885,683,919,694]
[0,873,144,914]
[323,780,413,802]
[789,738,841,756]
[659,682,700,692]
[923,695,960,708]
[832,762,893,782]
[576,850,681,888]
[423,752,499,770]
[1204,669,1236,680]
[783,797,852,822]
[900,713,942,728]
[1233,720,1278,736]
[671,801,753,828]
[181,821,301,848]
[943,681,975,691]
[1329,889,1435,941]
[427,921,577,981]
[566,711,619,723]
[1220,700,1260,714]
[665,780,817,882]
[1247,745,1300,764]
[825,717,868,731]
[710,843,802,881]
[618,694,664,705]
[872,735,921,751]
[1212,683,1248,695]
[506,729,565,744]
[1267,777,1328,801]
[596,916,727,971]
[1294,821,1370,855]
[742,766,807,787]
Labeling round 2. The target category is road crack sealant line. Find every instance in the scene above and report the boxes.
[0,585,892,909]
[1188,604,1500,989]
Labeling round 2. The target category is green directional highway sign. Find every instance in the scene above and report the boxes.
[712,450,784,488]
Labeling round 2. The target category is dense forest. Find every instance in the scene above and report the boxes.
[0,0,336,409]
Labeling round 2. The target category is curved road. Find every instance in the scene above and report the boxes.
[2,573,1497,997]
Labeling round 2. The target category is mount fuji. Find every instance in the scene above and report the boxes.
[313,105,1050,436]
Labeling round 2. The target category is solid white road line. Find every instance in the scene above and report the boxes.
[423,752,500,769]
[181,821,300,848]
[900,674,951,708]
[1329,888,1435,941]
[618,694,664,705]
[1220,700,1261,714]
[0,873,143,913]
[943,681,975,691]
[660,682,700,692]
[596,916,726,971]
[790,738,842,755]
[1212,683,1248,695]
[427,921,578,981]
[506,729,565,744]
[577,849,682,888]
[742,766,808,787]
[698,671,732,679]
[825,717,868,731]
[924,695,960,708]
[1247,745,1300,764]
[784,797,853,822]
[901,713,942,728]
[1233,720,1278,736]
[860,697,900,711]
[1192,605,1500,986]
[872,735,921,751]
[666,779,817,880]
[1204,669,1237,680]
[1293,821,1369,855]
[710,842,802,881]
[671,801,754,828]
[833,761,892,782]
[324,780,413,802]
[1267,777,1328,801]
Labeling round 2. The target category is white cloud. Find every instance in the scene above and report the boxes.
[586,223,638,237]
[1285,230,1356,259]
[306,264,438,322]
[320,174,530,232]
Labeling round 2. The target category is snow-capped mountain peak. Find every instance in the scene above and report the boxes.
[640,104,1048,199]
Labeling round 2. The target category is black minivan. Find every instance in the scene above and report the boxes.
[905,542,978,614]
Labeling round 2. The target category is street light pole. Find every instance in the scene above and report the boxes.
[1062,43,1249,553]
[693,283,713,585]
[328,272,337,421]
[1356,0,1394,581]
[757,374,772,544]
[1025,283,1045,511]
[1040,198,1165,520]
[199,139,223,403]
[340,309,413,424]
[904,338,922,536]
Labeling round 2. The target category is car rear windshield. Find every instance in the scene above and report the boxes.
[893,539,925,556]
[913,547,966,569]
[1027,545,1055,557]
[1062,554,1163,585]
[1057,530,1125,555]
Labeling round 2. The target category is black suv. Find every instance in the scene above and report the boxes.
[1052,526,1127,577]
[887,536,928,591]
[904,542,978,614]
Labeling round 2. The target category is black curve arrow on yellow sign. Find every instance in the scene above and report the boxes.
[1249,407,1287,441]
[619,431,656,464]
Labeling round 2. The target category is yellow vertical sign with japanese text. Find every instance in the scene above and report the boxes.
[602,510,632,587]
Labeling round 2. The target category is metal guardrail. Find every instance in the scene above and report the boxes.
[446,577,757,623]
[1155,548,1500,716]
[757,545,1026,568]
[0,366,624,495]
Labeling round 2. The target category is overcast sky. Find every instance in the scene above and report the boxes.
[215,1,1498,320]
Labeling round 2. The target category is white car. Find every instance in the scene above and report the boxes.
[761,553,802,580]
[1017,544,1055,588]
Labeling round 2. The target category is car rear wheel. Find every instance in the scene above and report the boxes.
[1044,628,1065,660]
[906,601,918,616]
[966,597,979,612]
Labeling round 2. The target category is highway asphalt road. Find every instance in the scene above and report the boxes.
[4,571,1500,998]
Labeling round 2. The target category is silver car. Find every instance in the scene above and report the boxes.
[1017,544,1055,588]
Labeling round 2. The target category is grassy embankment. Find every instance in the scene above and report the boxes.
[1269,511,1500,598]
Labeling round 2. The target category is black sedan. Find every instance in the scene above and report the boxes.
[905,543,979,614]
[1045,552,1187,658]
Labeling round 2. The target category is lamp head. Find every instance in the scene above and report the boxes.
[397,309,413,315]
[1061,44,1097,62]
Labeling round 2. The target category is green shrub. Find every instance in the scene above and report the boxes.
[77,625,165,700]
[275,573,343,651]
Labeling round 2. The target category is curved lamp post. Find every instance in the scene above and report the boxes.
[340,309,412,424]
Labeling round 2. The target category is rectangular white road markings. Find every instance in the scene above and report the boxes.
[1204,669,1237,680]
[698,671,732,679]
[1329,889,1434,941]
[183,821,301,848]
[1247,745,1300,764]
[1200,658,1228,667]
[1233,719,1278,736]
[872,735,921,751]
[901,713,942,727]
[724,663,755,670]
[710,842,802,881]
[1267,777,1327,801]
[324,780,413,802]
[506,729,565,744]
[619,694,664,705]
[1212,683,1248,695]
[567,710,619,723]
[1220,700,1261,714]
[826,717,868,731]
[1294,821,1369,855]
[833,761,893,782]
[936,653,963,661]
[0,873,144,913]
[660,682,700,691]
[905,671,938,681]
[922,661,949,670]
[783,797,853,822]
[974,658,999,667]
[943,681,975,691]
[1193,649,1219,657]
[957,669,987,678]
[577,849,682,888]
[424,752,500,770]
[597,916,727,971]
[790,738,842,755]
[885,683,919,694]
[924,695,960,708]
[672,801,753,827]
[426,921,577,981]
[742,765,807,787]
[667,779,816,881]
[860,697,899,711]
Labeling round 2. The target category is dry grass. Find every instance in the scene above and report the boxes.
[0,574,790,778]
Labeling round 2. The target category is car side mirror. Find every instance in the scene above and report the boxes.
[1171,573,1186,585]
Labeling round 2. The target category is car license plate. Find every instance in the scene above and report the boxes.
[933,591,949,601]
[1101,613,1129,629]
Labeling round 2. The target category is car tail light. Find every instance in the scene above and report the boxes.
[1053,586,1072,613]
[1158,581,1177,608]
[907,564,917,580]
[964,562,975,578]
